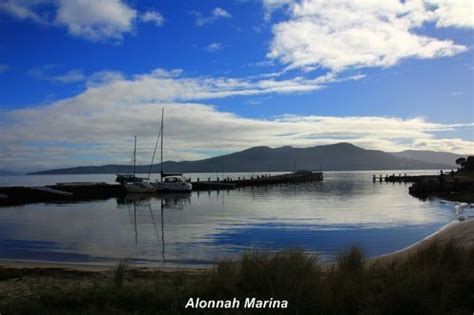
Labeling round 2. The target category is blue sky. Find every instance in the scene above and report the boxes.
[0,0,473,171]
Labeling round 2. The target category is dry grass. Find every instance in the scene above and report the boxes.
[1,243,473,314]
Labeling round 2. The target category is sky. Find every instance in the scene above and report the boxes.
[0,0,473,171]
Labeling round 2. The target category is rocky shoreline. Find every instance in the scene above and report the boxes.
[408,171,474,202]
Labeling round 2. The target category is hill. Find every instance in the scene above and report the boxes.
[390,150,466,168]
[29,143,453,175]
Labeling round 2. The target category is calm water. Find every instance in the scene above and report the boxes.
[0,171,468,268]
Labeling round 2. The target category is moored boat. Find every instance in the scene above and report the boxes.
[125,180,157,193]
[154,174,192,192]
[116,108,192,193]
[116,136,158,193]
[153,109,193,193]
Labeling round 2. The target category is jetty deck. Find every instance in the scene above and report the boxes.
[371,173,441,183]
[192,171,323,190]
[0,171,323,206]
[370,171,474,202]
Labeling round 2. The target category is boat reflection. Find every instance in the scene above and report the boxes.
[116,193,191,265]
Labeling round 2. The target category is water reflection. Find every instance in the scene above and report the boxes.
[115,193,192,265]
[0,172,462,267]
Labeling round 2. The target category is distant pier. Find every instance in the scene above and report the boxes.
[192,170,323,191]
[371,170,474,202]
[372,173,438,183]
[0,170,323,206]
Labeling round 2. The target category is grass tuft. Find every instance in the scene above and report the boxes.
[1,242,473,314]
[113,258,129,288]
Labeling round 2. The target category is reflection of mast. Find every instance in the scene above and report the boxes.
[160,198,165,265]
[133,201,138,245]
[148,203,161,248]
[120,194,191,266]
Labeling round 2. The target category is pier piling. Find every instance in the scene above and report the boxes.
[0,171,324,206]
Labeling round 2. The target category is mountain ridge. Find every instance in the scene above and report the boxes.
[390,150,465,167]
[28,143,459,175]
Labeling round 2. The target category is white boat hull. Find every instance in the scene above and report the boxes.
[125,181,157,193]
[154,181,192,192]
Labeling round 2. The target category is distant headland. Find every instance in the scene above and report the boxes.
[27,143,465,175]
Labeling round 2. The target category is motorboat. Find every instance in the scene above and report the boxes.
[154,174,192,192]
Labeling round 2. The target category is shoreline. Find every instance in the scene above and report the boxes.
[373,218,474,264]
[0,259,210,273]
[1,217,473,313]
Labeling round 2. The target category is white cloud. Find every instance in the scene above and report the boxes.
[0,0,48,23]
[140,10,165,27]
[55,0,136,41]
[86,70,125,87]
[262,0,293,20]
[206,42,222,52]
[0,0,164,42]
[194,7,232,26]
[267,0,472,71]
[412,138,474,153]
[0,68,472,170]
[428,0,474,29]
[212,7,231,19]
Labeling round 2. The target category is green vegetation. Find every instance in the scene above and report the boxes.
[409,156,474,202]
[456,156,474,172]
[1,243,473,314]
[113,258,130,289]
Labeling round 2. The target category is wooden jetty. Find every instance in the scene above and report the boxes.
[192,170,323,190]
[370,170,474,202]
[372,173,439,183]
[0,183,124,206]
[0,170,323,206]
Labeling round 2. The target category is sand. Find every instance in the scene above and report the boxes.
[373,219,474,264]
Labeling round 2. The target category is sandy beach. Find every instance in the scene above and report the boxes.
[374,219,474,264]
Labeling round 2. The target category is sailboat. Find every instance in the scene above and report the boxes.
[153,108,193,193]
[118,136,158,193]
[115,136,144,186]
[116,108,192,193]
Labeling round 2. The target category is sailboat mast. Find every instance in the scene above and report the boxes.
[147,118,162,179]
[160,108,164,181]
[133,135,137,176]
